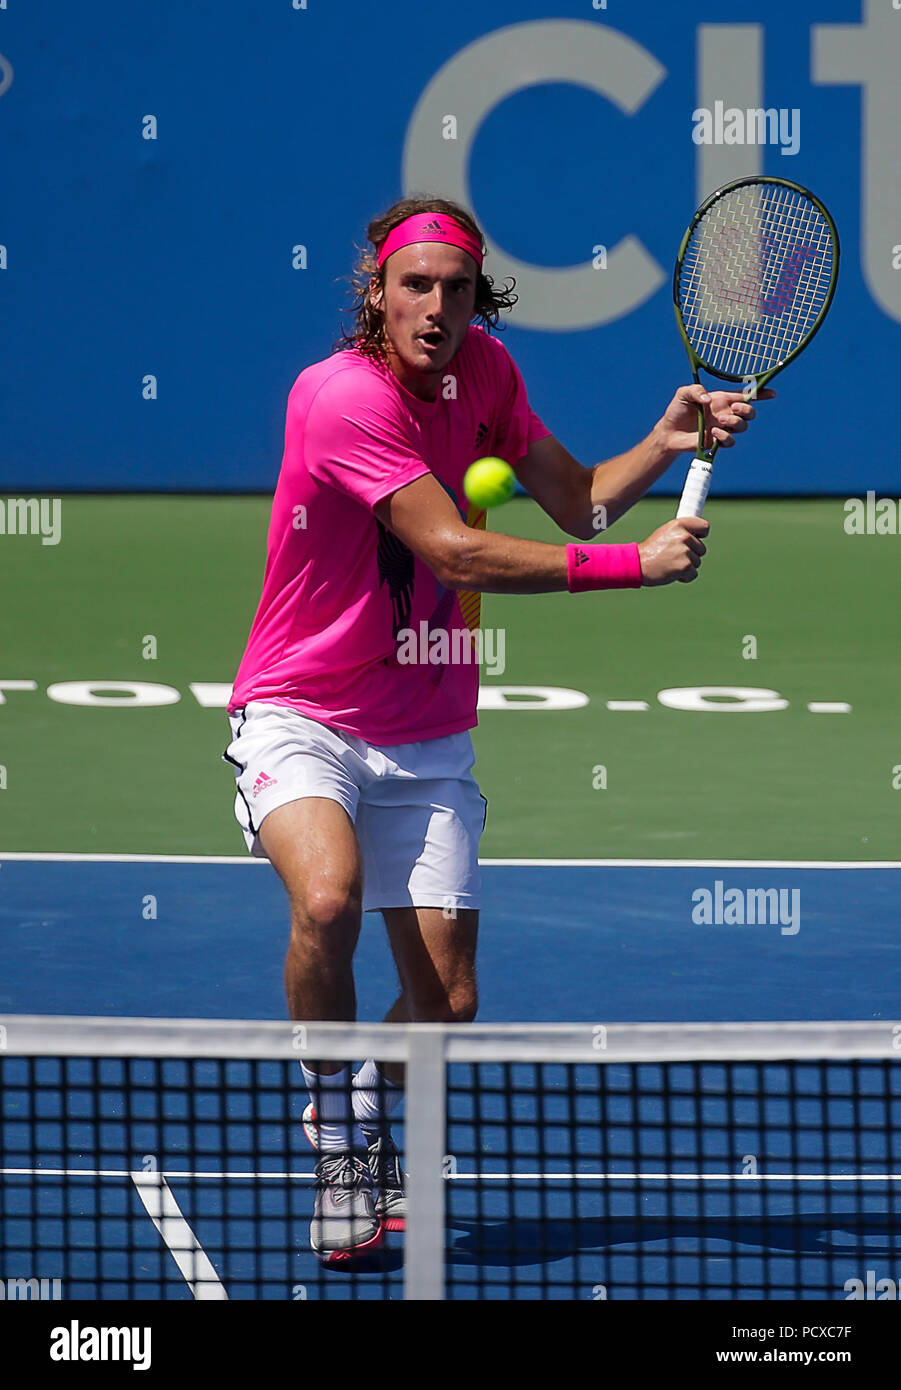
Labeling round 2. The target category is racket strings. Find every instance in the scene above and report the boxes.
[677,183,835,379]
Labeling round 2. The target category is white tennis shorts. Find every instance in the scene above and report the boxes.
[224,702,487,913]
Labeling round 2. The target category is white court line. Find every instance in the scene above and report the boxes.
[1,852,899,869]
[5,1166,899,1184]
[2,1167,314,1180]
[130,1172,228,1300]
[480,859,901,870]
[0,852,265,864]
[446,1172,901,1183]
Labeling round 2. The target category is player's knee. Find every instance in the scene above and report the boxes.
[448,992,478,1025]
[410,986,477,1025]
[291,884,360,938]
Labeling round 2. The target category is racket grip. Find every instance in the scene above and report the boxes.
[676,458,713,518]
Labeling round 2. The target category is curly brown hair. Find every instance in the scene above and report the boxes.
[333,195,518,359]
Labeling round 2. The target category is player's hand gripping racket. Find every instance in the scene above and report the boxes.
[673,176,839,518]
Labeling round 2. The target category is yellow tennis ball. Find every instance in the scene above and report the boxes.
[463,457,515,509]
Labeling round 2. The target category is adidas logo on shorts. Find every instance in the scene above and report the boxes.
[252,771,278,798]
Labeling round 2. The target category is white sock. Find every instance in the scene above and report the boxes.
[300,1063,366,1152]
[352,1058,403,1140]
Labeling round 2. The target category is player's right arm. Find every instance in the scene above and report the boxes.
[373,474,708,592]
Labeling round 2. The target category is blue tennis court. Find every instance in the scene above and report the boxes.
[7,1062,900,1301]
[2,857,900,1300]
[2,857,900,1021]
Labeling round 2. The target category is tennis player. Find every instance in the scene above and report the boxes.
[224,196,770,1264]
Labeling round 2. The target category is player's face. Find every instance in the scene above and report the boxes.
[372,243,478,400]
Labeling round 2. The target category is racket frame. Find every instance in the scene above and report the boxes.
[672,176,840,510]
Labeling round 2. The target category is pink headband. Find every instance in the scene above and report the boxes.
[376,213,484,270]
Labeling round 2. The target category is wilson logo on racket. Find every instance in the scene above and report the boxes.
[760,242,819,316]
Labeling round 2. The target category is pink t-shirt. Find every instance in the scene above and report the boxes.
[229,325,551,746]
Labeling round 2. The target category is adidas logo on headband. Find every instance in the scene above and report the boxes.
[376,212,484,269]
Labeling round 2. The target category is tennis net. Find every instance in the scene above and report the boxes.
[2,1016,900,1300]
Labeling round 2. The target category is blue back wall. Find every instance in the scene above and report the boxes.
[1,1,893,495]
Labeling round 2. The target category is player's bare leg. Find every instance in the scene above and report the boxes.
[349,905,478,1229]
[258,796,377,1260]
[358,906,478,1087]
[383,905,479,1032]
[259,795,363,1074]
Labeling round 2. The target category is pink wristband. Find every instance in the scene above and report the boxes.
[566,542,643,592]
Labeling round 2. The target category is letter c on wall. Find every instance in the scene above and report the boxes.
[403,20,667,330]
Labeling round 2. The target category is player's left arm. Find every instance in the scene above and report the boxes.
[516,385,773,541]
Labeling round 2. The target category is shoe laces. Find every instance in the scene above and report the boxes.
[317,1152,367,1204]
[368,1136,402,1188]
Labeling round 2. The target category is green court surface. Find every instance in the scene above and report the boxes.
[0,495,896,860]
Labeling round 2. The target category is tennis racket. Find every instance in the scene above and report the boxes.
[673,176,839,518]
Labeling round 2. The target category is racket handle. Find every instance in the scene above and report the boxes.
[676,458,714,518]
